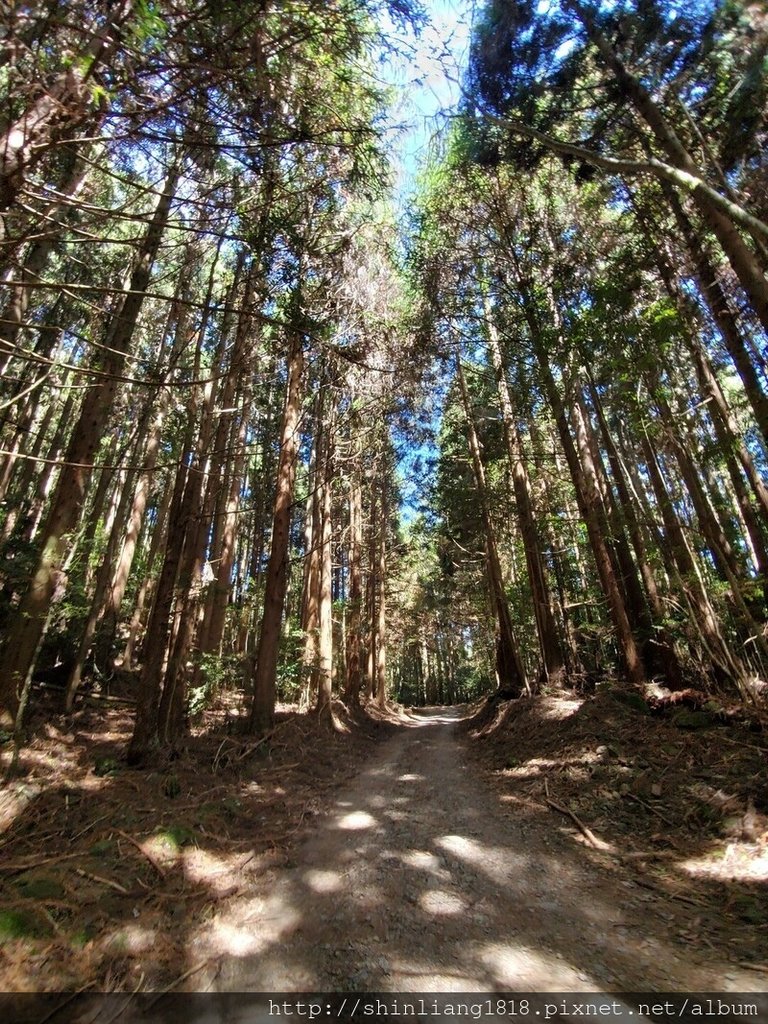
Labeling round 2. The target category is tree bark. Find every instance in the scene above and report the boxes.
[316,400,335,714]
[639,430,751,695]
[344,407,364,704]
[0,163,178,730]
[567,0,768,342]
[375,454,388,709]
[248,330,304,734]
[456,354,528,698]
[484,304,566,686]
[0,3,131,218]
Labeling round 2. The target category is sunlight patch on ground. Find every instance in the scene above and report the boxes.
[500,756,593,781]
[0,782,43,832]
[676,843,768,882]
[207,920,268,956]
[398,773,425,782]
[400,849,443,872]
[477,941,593,989]
[419,888,466,915]
[384,809,411,822]
[303,868,343,893]
[367,794,390,808]
[142,833,182,868]
[334,810,378,830]
[541,699,583,719]
[498,794,543,811]
[200,892,301,959]
[421,712,466,726]
[101,924,157,955]
[183,848,249,893]
[386,963,495,992]
[435,834,527,883]
[330,709,350,733]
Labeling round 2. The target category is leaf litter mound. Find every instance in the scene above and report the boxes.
[461,686,768,972]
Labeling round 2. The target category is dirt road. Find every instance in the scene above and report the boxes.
[189,708,763,994]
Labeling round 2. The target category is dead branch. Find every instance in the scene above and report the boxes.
[624,792,678,827]
[116,829,167,878]
[75,867,129,894]
[544,778,613,852]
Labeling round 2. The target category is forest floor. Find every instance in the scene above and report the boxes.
[1,685,767,1010]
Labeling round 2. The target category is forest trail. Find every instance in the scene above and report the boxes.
[194,708,762,994]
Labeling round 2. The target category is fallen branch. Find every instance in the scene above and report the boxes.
[116,829,167,878]
[617,850,678,860]
[212,729,276,772]
[70,812,111,842]
[75,867,128,894]
[36,983,95,1024]
[624,792,677,828]
[633,876,705,907]
[716,734,766,753]
[143,959,211,1009]
[99,971,147,1024]
[544,778,613,852]
[0,851,84,875]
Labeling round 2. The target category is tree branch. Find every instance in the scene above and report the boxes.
[482,113,768,243]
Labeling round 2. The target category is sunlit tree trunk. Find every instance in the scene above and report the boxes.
[0,2,131,220]
[586,379,685,687]
[569,0,768,343]
[316,399,335,714]
[344,406,363,704]
[0,164,178,731]
[484,304,566,686]
[248,330,305,734]
[375,455,388,708]
[639,430,752,695]
[456,354,528,698]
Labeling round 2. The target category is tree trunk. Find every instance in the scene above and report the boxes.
[664,188,768,449]
[64,464,137,708]
[456,354,528,698]
[375,456,388,709]
[639,430,751,695]
[301,392,323,703]
[0,3,131,217]
[248,331,304,734]
[122,481,172,670]
[484,305,566,686]
[316,402,335,714]
[344,410,363,704]
[569,0,768,342]
[0,164,178,730]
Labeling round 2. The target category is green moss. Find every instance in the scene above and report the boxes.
[0,910,43,941]
[71,926,95,949]
[156,824,197,851]
[14,875,65,900]
[163,774,181,798]
[673,710,716,730]
[608,690,649,714]
[220,798,244,820]
[93,757,120,777]
[90,838,114,858]
[734,898,767,925]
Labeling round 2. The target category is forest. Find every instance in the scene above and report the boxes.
[1,0,768,1006]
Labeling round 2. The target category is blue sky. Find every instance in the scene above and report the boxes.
[381,0,473,200]
[377,0,474,523]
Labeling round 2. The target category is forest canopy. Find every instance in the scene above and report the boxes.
[0,0,767,761]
